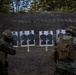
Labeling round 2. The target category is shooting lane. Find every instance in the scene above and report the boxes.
[56,29,65,42]
[39,30,54,51]
[12,31,18,47]
[19,30,35,52]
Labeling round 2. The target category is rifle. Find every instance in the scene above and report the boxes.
[54,40,59,75]
[54,40,58,63]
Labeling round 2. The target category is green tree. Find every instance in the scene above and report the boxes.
[30,0,76,12]
[0,0,10,12]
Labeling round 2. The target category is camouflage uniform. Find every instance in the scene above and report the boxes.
[0,30,16,75]
[54,26,76,75]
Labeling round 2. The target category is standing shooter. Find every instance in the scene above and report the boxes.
[0,30,16,75]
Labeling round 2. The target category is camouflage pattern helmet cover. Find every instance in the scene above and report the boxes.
[69,26,76,30]
[2,30,12,39]
[66,26,76,36]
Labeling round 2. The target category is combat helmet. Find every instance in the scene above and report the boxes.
[2,30,12,39]
[69,26,76,31]
[66,26,76,36]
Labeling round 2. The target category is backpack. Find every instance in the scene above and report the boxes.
[56,35,73,60]
[51,35,74,61]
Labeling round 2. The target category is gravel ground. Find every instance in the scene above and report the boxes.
[8,47,55,75]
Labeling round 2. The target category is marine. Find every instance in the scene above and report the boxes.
[51,26,76,75]
[0,30,16,75]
